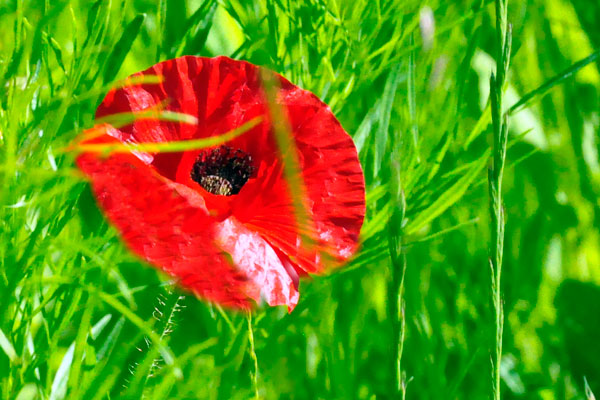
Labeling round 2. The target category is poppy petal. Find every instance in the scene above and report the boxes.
[77,133,299,310]
[76,134,251,308]
[215,217,299,310]
[238,80,365,273]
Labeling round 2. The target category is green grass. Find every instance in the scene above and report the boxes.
[2,0,600,398]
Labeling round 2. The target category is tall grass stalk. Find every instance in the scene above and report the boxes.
[138,288,185,395]
[489,0,511,399]
[247,312,260,400]
[389,153,408,397]
[388,220,407,397]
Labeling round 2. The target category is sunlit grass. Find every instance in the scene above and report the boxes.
[1,0,600,399]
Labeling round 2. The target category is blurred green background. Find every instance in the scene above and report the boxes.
[1,0,600,398]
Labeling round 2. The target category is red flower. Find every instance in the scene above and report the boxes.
[76,56,365,311]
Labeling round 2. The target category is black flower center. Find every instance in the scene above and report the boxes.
[190,146,256,196]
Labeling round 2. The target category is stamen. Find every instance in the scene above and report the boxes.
[199,175,233,196]
[190,146,255,196]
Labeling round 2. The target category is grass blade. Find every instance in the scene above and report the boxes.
[49,314,111,400]
[102,14,146,84]
[70,115,261,155]
[0,328,18,364]
[374,63,402,176]
[405,152,487,235]
[508,49,600,115]
[175,0,218,57]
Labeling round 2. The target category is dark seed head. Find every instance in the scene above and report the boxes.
[190,146,256,196]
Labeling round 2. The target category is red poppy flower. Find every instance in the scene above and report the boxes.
[76,56,365,311]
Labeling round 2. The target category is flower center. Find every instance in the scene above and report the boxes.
[190,146,256,196]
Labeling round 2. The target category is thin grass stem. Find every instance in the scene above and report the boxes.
[247,312,260,400]
[388,152,408,397]
[489,0,511,399]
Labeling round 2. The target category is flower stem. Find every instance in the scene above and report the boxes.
[247,311,260,400]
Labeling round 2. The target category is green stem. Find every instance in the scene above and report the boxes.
[247,312,260,400]
[489,0,511,399]
[140,287,185,394]
[388,171,407,397]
